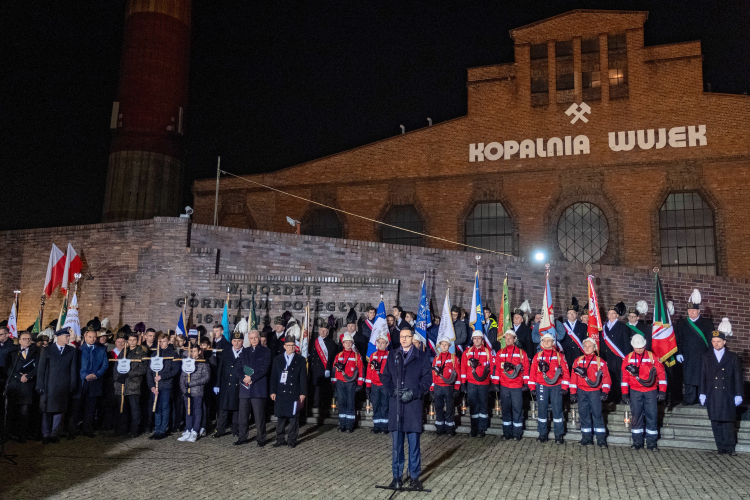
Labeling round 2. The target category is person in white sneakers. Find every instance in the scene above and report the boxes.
[178,345,210,442]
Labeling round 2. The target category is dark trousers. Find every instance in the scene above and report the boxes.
[153,388,171,434]
[371,384,389,431]
[684,384,699,405]
[578,389,606,443]
[117,395,141,435]
[500,386,523,437]
[608,360,623,403]
[205,390,217,429]
[312,381,333,409]
[391,431,421,481]
[100,393,117,431]
[711,420,736,453]
[8,404,31,440]
[71,383,99,434]
[171,387,184,432]
[217,408,240,436]
[433,385,455,430]
[630,390,658,447]
[336,381,357,430]
[276,416,299,444]
[537,384,564,437]
[184,396,203,433]
[467,383,489,432]
[42,412,63,437]
[238,397,266,443]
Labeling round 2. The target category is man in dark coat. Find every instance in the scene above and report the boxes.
[309,319,336,413]
[146,333,181,440]
[626,304,652,351]
[270,336,308,448]
[675,291,714,405]
[0,325,16,438]
[234,330,271,446]
[35,328,79,444]
[69,327,109,438]
[451,306,468,355]
[512,309,536,362]
[213,331,243,438]
[557,299,588,370]
[4,331,37,442]
[380,328,432,491]
[601,302,632,404]
[699,319,744,455]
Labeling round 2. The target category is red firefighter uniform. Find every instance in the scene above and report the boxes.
[570,352,611,446]
[569,354,611,395]
[460,346,494,386]
[529,348,571,441]
[430,350,461,435]
[621,351,666,395]
[333,348,364,431]
[491,345,530,389]
[621,350,666,450]
[461,344,494,436]
[365,348,389,432]
[528,349,570,391]
[333,350,364,385]
[430,351,461,391]
[491,344,530,440]
[365,349,388,387]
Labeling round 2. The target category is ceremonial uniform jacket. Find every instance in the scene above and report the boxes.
[233,344,271,399]
[309,335,336,385]
[602,321,632,374]
[146,346,181,392]
[36,343,79,413]
[452,320,468,351]
[676,316,714,387]
[388,324,401,350]
[491,345,529,389]
[430,351,461,390]
[529,349,570,391]
[332,349,364,385]
[558,319,588,370]
[625,320,652,352]
[114,346,147,397]
[353,332,369,363]
[380,346,432,433]
[699,348,744,422]
[4,345,39,405]
[179,360,210,398]
[215,347,243,410]
[270,352,308,418]
[78,342,109,397]
[514,323,536,361]
[460,346,494,386]
[621,351,666,394]
[366,349,389,387]
[570,354,611,394]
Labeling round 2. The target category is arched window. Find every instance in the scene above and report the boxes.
[557,202,609,263]
[301,208,343,238]
[659,192,716,275]
[381,205,423,247]
[465,202,515,254]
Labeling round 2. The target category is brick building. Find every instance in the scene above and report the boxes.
[192,10,750,278]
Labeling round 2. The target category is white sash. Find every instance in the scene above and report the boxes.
[602,324,626,359]
[563,322,584,351]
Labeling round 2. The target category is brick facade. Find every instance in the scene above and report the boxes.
[192,10,750,277]
[2,217,750,379]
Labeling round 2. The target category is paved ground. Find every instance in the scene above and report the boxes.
[1,423,748,500]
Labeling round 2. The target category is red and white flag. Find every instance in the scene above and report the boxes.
[586,275,602,351]
[61,243,83,295]
[44,244,66,297]
[8,300,17,338]
[538,275,555,334]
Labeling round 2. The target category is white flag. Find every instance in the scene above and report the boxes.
[436,289,456,352]
[62,293,81,338]
[8,301,17,338]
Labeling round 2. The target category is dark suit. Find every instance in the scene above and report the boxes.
[214,347,242,436]
[676,315,714,403]
[270,352,308,444]
[602,321,632,403]
[513,323,535,362]
[699,347,744,453]
[4,345,38,441]
[559,320,588,370]
[35,343,79,437]
[70,342,109,435]
[309,335,336,409]
[234,344,271,443]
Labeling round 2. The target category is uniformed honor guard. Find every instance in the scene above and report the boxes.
[213,331,244,438]
[557,297,587,370]
[513,308,536,361]
[529,332,570,444]
[491,329,530,440]
[366,332,390,434]
[626,302,652,351]
[460,330,494,438]
[699,318,744,455]
[675,289,714,405]
[622,334,667,451]
[234,330,271,446]
[569,337,611,447]
[114,331,147,437]
[271,316,286,356]
[4,331,38,443]
[332,331,364,432]
[309,317,336,413]
[601,302,631,403]
[270,336,307,448]
[450,306,468,354]
[429,336,461,436]
[35,328,79,444]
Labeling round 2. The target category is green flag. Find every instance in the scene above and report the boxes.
[249,292,258,331]
[31,315,41,334]
[57,296,68,332]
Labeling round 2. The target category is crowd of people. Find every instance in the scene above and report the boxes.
[0,286,744,471]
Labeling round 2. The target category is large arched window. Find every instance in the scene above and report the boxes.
[465,202,515,254]
[301,208,343,238]
[381,205,423,247]
[659,192,716,275]
[557,202,609,263]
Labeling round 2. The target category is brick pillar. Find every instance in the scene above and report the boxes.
[599,33,609,103]
[573,37,582,103]
[515,43,531,108]
[547,40,557,105]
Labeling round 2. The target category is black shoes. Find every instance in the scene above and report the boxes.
[234,439,247,446]
[409,478,424,490]
[631,443,643,450]
[288,441,297,448]
[67,433,77,441]
[256,440,266,448]
[647,443,659,452]
[580,438,593,446]
[346,428,354,433]
[82,431,96,438]
[372,428,380,434]
[272,441,286,448]
[447,428,456,436]
[153,433,167,440]
[514,435,522,441]
[537,435,548,443]
[597,441,608,448]
[555,435,564,445]
[213,432,226,439]
[388,479,402,489]
[470,429,478,438]
[435,428,445,436]
[478,431,486,438]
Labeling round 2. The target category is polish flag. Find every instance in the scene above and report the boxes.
[8,300,17,338]
[44,244,66,297]
[61,243,83,295]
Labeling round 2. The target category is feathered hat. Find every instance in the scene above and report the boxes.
[688,289,701,310]
[608,301,626,316]
[713,317,733,340]
[346,307,357,326]
[567,296,580,313]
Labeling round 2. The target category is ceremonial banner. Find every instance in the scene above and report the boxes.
[8,300,17,338]
[470,272,493,353]
[538,275,555,335]
[586,275,602,351]
[61,243,83,295]
[62,293,80,338]
[221,292,230,341]
[416,278,433,353]
[366,300,388,360]
[500,276,512,339]
[57,295,68,334]
[652,272,678,366]
[44,244,65,297]
[299,302,310,359]
[175,310,186,337]
[436,289,456,353]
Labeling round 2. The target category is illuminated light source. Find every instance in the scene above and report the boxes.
[534,252,545,262]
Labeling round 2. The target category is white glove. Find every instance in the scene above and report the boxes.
[676,354,684,363]
[213,387,219,395]
[735,396,743,406]
[699,394,706,405]
[325,370,330,378]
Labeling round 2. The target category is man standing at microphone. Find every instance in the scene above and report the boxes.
[379,328,432,491]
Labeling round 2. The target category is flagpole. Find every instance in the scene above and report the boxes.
[39,294,45,334]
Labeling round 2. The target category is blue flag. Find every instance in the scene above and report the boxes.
[470,272,493,352]
[416,278,431,352]
[366,300,388,360]
[176,310,186,337]
[221,300,230,341]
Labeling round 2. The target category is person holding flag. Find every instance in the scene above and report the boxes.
[366,331,390,434]
[460,329,494,438]
[569,337,611,447]
[601,302,631,404]
[529,332,571,444]
[531,274,564,355]
[310,317,336,412]
[557,297,587,370]
[675,289,715,405]
[650,272,679,405]
[469,272,494,354]
[415,277,434,356]
[450,306,468,355]
[492,329,530,441]
[626,302,652,351]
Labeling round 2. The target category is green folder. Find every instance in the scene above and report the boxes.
[243,366,254,377]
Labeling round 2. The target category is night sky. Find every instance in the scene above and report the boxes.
[2,0,749,231]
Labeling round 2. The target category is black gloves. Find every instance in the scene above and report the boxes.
[622,394,630,405]
[656,391,666,402]
[491,384,500,393]
[356,384,363,392]
[399,389,414,404]
[365,387,371,399]
[530,390,537,400]
[428,392,434,402]
[569,394,577,404]
[453,389,461,399]
[561,389,568,396]
[600,392,609,402]
[460,383,467,394]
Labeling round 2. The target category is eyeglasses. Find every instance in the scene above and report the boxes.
[400,335,412,340]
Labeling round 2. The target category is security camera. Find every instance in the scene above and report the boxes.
[185,206,194,215]
[286,216,300,227]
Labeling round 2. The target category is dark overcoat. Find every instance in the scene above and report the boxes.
[35,343,79,413]
[4,345,39,405]
[215,347,242,411]
[602,321,632,378]
[559,320,588,370]
[234,344,271,399]
[309,335,336,385]
[676,316,714,386]
[270,353,308,417]
[380,346,432,433]
[699,348,744,421]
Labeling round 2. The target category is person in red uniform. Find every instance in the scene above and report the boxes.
[460,330,494,438]
[569,337,611,447]
[529,332,570,444]
[429,336,461,436]
[491,329,530,440]
[621,333,666,451]
[332,332,364,432]
[366,333,390,434]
